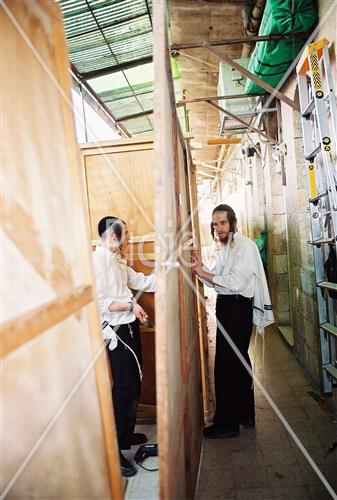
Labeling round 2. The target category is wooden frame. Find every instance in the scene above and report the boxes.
[80,137,157,420]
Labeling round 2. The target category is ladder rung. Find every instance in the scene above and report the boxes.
[302,99,315,118]
[317,281,337,292]
[305,144,321,160]
[309,192,327,204]
[320,322,337,338]
[309,238,335,245]
[323,363,337,380]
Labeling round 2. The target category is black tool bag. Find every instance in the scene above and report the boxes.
[324,245,337,299]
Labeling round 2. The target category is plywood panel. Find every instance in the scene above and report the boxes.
[84,149,155,238]
[153,1,203,498]
[1,2,121,498]
[3,312,109,499]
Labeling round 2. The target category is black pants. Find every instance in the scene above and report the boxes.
[106,320,142,450]
[214,294,254,429]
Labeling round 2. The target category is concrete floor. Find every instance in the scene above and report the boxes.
[123,424,158,499]
[124,305,337,499]
[196,326,337,500]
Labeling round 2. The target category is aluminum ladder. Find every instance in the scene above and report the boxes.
[297,38,337,392]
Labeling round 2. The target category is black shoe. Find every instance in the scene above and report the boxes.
[119,452,137,477]
[203,424,239,439]
[131,433,148,445]
[240,417,255,429]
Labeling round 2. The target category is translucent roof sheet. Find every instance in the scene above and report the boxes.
[59,0,153,77]
[59,0,155,136]
[59,0,182,137]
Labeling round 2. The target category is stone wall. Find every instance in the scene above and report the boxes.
[260,140,291,326]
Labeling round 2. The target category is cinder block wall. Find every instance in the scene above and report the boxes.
[260,141,291,326]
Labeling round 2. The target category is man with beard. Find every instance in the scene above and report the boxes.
[192,204,273,438]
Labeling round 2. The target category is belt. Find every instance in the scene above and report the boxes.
[217,294,252,300]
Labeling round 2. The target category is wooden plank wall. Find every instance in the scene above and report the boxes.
[153,2,204,498]
[1,2,122,498]
[80,139,157,416]
[186,148,210,419]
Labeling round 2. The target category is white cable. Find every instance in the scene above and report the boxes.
[113,335,143,381]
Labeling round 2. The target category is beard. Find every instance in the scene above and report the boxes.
[218,233,229,243]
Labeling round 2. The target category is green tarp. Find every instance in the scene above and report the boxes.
[245,0,317,94]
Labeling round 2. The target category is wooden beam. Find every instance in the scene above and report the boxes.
[197,171,219,180]
[207,100,279,145]
[171,31,311,50]
[176,93,264,107]
[203,43,300,112]
[198,164,225,172]
[1,284,93,358]
[207,137,241,145]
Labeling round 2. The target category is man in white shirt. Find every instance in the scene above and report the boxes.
[92,216,156,476]
[192,204,273,438]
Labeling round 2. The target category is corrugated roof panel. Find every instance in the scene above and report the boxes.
[104,34,153,58]
[58,0,89,17]
[61,0,150,38]
[105,97,143,118]
[59,0,157,136]
[71,48,117,74]
[134,92,153,111]
[102,15,151,41]
[119,115,153,135]
[98,89,152,107]
[93,0,148,25]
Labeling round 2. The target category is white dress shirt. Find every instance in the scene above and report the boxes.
[200,232,255,298]
[200,231,274,333]
[92,245,156,327]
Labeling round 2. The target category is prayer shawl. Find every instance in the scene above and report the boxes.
[207,232,274,334]
[227,232,274,334]
[248,239,274,334]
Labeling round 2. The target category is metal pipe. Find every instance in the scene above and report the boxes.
[207,100,279,145]
[170,32,309,50]
[176,92,265,107]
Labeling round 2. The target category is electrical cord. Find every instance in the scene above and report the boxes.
[136,462,159,472]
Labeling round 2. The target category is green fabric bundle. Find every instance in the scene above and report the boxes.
[245,0,317,94]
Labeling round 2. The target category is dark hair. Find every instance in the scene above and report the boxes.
[211,204,237,240]
[98,216,125,243]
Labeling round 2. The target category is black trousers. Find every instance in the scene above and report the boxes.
[214,294,254,429]
[106,320,142,450]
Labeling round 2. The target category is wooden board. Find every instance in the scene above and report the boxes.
[186,147,210,419]
[1,2,122,498]
[153,2,204,498]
